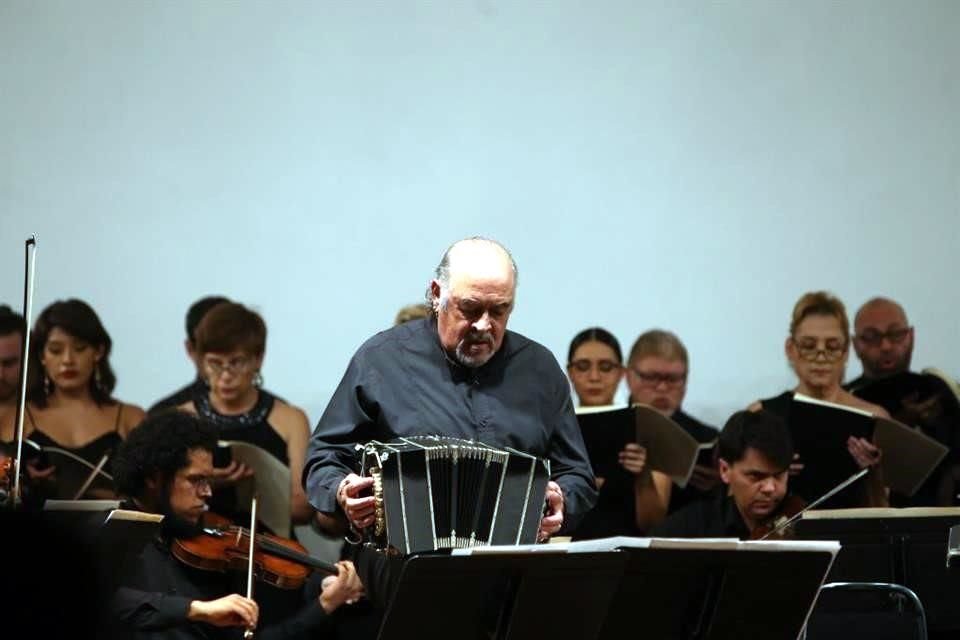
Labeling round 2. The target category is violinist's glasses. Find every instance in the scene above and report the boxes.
[568,359,622,374]
[204,356,254,377]
[792,338,846,362]
[855,326,912,347]
[184,474,214,492]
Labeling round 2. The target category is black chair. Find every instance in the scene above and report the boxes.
[803,582,927,640]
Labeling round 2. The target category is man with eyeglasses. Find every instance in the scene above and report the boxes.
[847,297,960,506]
[624,330,720,521]
[107,410,364,639]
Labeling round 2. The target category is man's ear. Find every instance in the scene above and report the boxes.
[718,458,732,484]
[430,280,442,312]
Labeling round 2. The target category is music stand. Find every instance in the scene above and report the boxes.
[595,539,838,640]
[376,549,626,640]
[796,508,960,634]
[375,539,837,640]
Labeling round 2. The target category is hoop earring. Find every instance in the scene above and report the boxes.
[253,371,264,388]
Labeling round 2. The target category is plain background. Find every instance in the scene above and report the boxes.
[2,1,957,427]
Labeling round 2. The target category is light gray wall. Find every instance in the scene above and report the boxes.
[2,1,957,427]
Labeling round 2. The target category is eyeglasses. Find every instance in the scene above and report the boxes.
[855,326,911,347]
[203,356,254,377]
[792,338,846,362]
[629,368,686,387]
[183,474,213,492]
[569,359,622,374]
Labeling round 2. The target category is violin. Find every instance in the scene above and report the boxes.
[172,511,339,590]
[750,467,870,541]
[749,494,807,540]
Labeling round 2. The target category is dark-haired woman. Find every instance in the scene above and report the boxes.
[1,299,145,499]
[567,327,667,537]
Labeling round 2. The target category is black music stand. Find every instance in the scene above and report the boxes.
[796,509,960,635]
[596,540,837,640]
[376,549,626,640]
[375,539,836,640]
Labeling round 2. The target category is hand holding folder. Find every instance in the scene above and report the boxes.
[575,404,716,488]
[790,393,948,499]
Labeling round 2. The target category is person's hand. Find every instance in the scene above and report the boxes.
[847,437,882,469]
[319,560,365,613]
[688,464,720,492]
[618,444,647,476]
[187,593,258,629]
[594,476,606,491]
[210,461,254,487]
[537,481,564,542]
[789,453,804,476]
[337,473,375,530]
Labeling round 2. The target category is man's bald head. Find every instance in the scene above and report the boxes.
[435,238,517,296]
[852,296,914,379]
[854,297,908,333]
[430,238,517,368]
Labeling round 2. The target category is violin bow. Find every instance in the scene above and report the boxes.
[244,495,258,639]
[760,467,870,540]
[10,236,38,509]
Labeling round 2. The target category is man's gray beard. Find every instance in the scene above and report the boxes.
[455,339,495,368]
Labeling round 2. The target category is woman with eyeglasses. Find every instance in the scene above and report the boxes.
[625,330,720,520]
[567,327,681,535]
[749,291,890,507]
[177,302,315,526]
[1,299,146,500]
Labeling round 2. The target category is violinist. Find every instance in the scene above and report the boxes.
[0,304,56,501]
[0,304,24,424]
[651,410,795,540]
[108,410,363,640]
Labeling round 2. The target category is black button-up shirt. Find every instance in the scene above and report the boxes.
[302,317,597,530]
[110,535,330,640]
[650,492,750,540]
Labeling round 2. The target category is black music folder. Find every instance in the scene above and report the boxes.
[576,404,714,488]
[789,394,947,506]
[23,437,115,499]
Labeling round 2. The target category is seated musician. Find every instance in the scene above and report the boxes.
[0,304,25,426]
[624,330,719,528]
[847,296,960,506]
[651,410,793,539]
[108,410,363,639]
[749,291,889,507]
